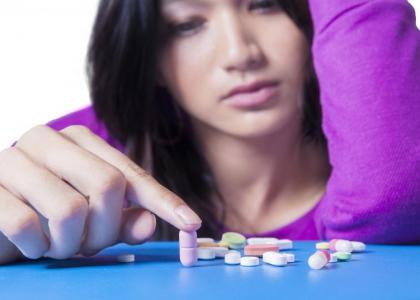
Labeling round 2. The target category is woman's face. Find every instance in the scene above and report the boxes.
[158,0,310,139]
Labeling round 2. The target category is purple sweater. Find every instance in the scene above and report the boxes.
[47,0,420,243]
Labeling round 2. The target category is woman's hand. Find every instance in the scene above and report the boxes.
[0,125,201,264]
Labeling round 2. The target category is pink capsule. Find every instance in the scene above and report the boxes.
[179,230,198,267]
[179,247,198,267]
[179,230,197,248]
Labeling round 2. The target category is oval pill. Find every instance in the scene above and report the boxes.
[244,244,280,256]
[335,240,353,253]
[330,239,353,252]
[277,239,294,250]
[263,252,287,266]
[240,256,260,267]
[351,241,366,252]
[247,237,279,245]
[284,253,295,263]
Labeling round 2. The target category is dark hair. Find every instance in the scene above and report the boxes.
[87,0,326,240]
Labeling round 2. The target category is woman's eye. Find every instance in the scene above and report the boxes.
[249,0,280,12]
[168,19,204,36]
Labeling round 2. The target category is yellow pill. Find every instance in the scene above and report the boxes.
[316,242,330,250]
[217,241,230,248]
[198,241,219,248]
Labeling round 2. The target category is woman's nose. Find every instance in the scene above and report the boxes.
[218,14,264,73]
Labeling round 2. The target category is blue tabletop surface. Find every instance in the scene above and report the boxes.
[1,241,420,300]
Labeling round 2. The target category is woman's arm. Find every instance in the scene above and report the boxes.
[309,0,420,243]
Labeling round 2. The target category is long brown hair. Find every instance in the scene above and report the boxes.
[87,0,326,240]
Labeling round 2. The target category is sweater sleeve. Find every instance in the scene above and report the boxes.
[46,105,125,153]
[309,0,420,243]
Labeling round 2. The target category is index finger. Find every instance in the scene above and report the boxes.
[60,126,202,232]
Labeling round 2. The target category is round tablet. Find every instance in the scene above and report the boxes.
[117,254,135,263]
[240,256,260,267]
[224,251,241,265]
[308,252,328,270]
[197,247,216,260]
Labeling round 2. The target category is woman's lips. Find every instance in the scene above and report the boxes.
[221,84,279,109]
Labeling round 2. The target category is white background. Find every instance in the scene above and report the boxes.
[0,0,419,149]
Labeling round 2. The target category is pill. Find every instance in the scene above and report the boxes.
[351,241,366,252]
[201,247,229,258]
[284,253,295,263]
[197,237,215,244]
[247,237,280,245]
[278,239,294,250]
[308,250,329,270]
[240,256,260,267]
[217,240,230,248]
[221,232,246,249]
[179,230,198,267]
[329,239,353,253]
[263,251,287,266]
[117,254,135,263]
[316,242,330,250]
[179,231,197,248]
[246,238,293,250]
[329,253,338,263]
[198,247,216,260]
[224,251,241,265]
[335,251,352,261]
[198,241,220,248]
[180,247,198,267]
[244,244,280,256]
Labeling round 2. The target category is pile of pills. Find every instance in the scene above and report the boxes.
[178,230,367,271]
[178,230,295,268]
[308,239,367,270]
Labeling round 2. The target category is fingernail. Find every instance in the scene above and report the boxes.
[174,205,202,226]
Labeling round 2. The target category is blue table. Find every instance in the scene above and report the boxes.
[1,241,419,300]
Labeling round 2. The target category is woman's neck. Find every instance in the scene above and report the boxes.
[192,120,331,233]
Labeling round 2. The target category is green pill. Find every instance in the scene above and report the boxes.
[335,251,352,261]
[221,232,246,249]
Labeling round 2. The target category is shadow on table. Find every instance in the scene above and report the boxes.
[46,253,179,269]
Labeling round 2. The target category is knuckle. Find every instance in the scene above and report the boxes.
[93,167,126,195]
[124,162,150,181]
[51,195,88,222]
[0,146,20,163]
[16,125,50,147]
[7,210,38,237]
[60,125,92,136]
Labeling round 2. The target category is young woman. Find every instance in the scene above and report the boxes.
[0,0,419,264]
